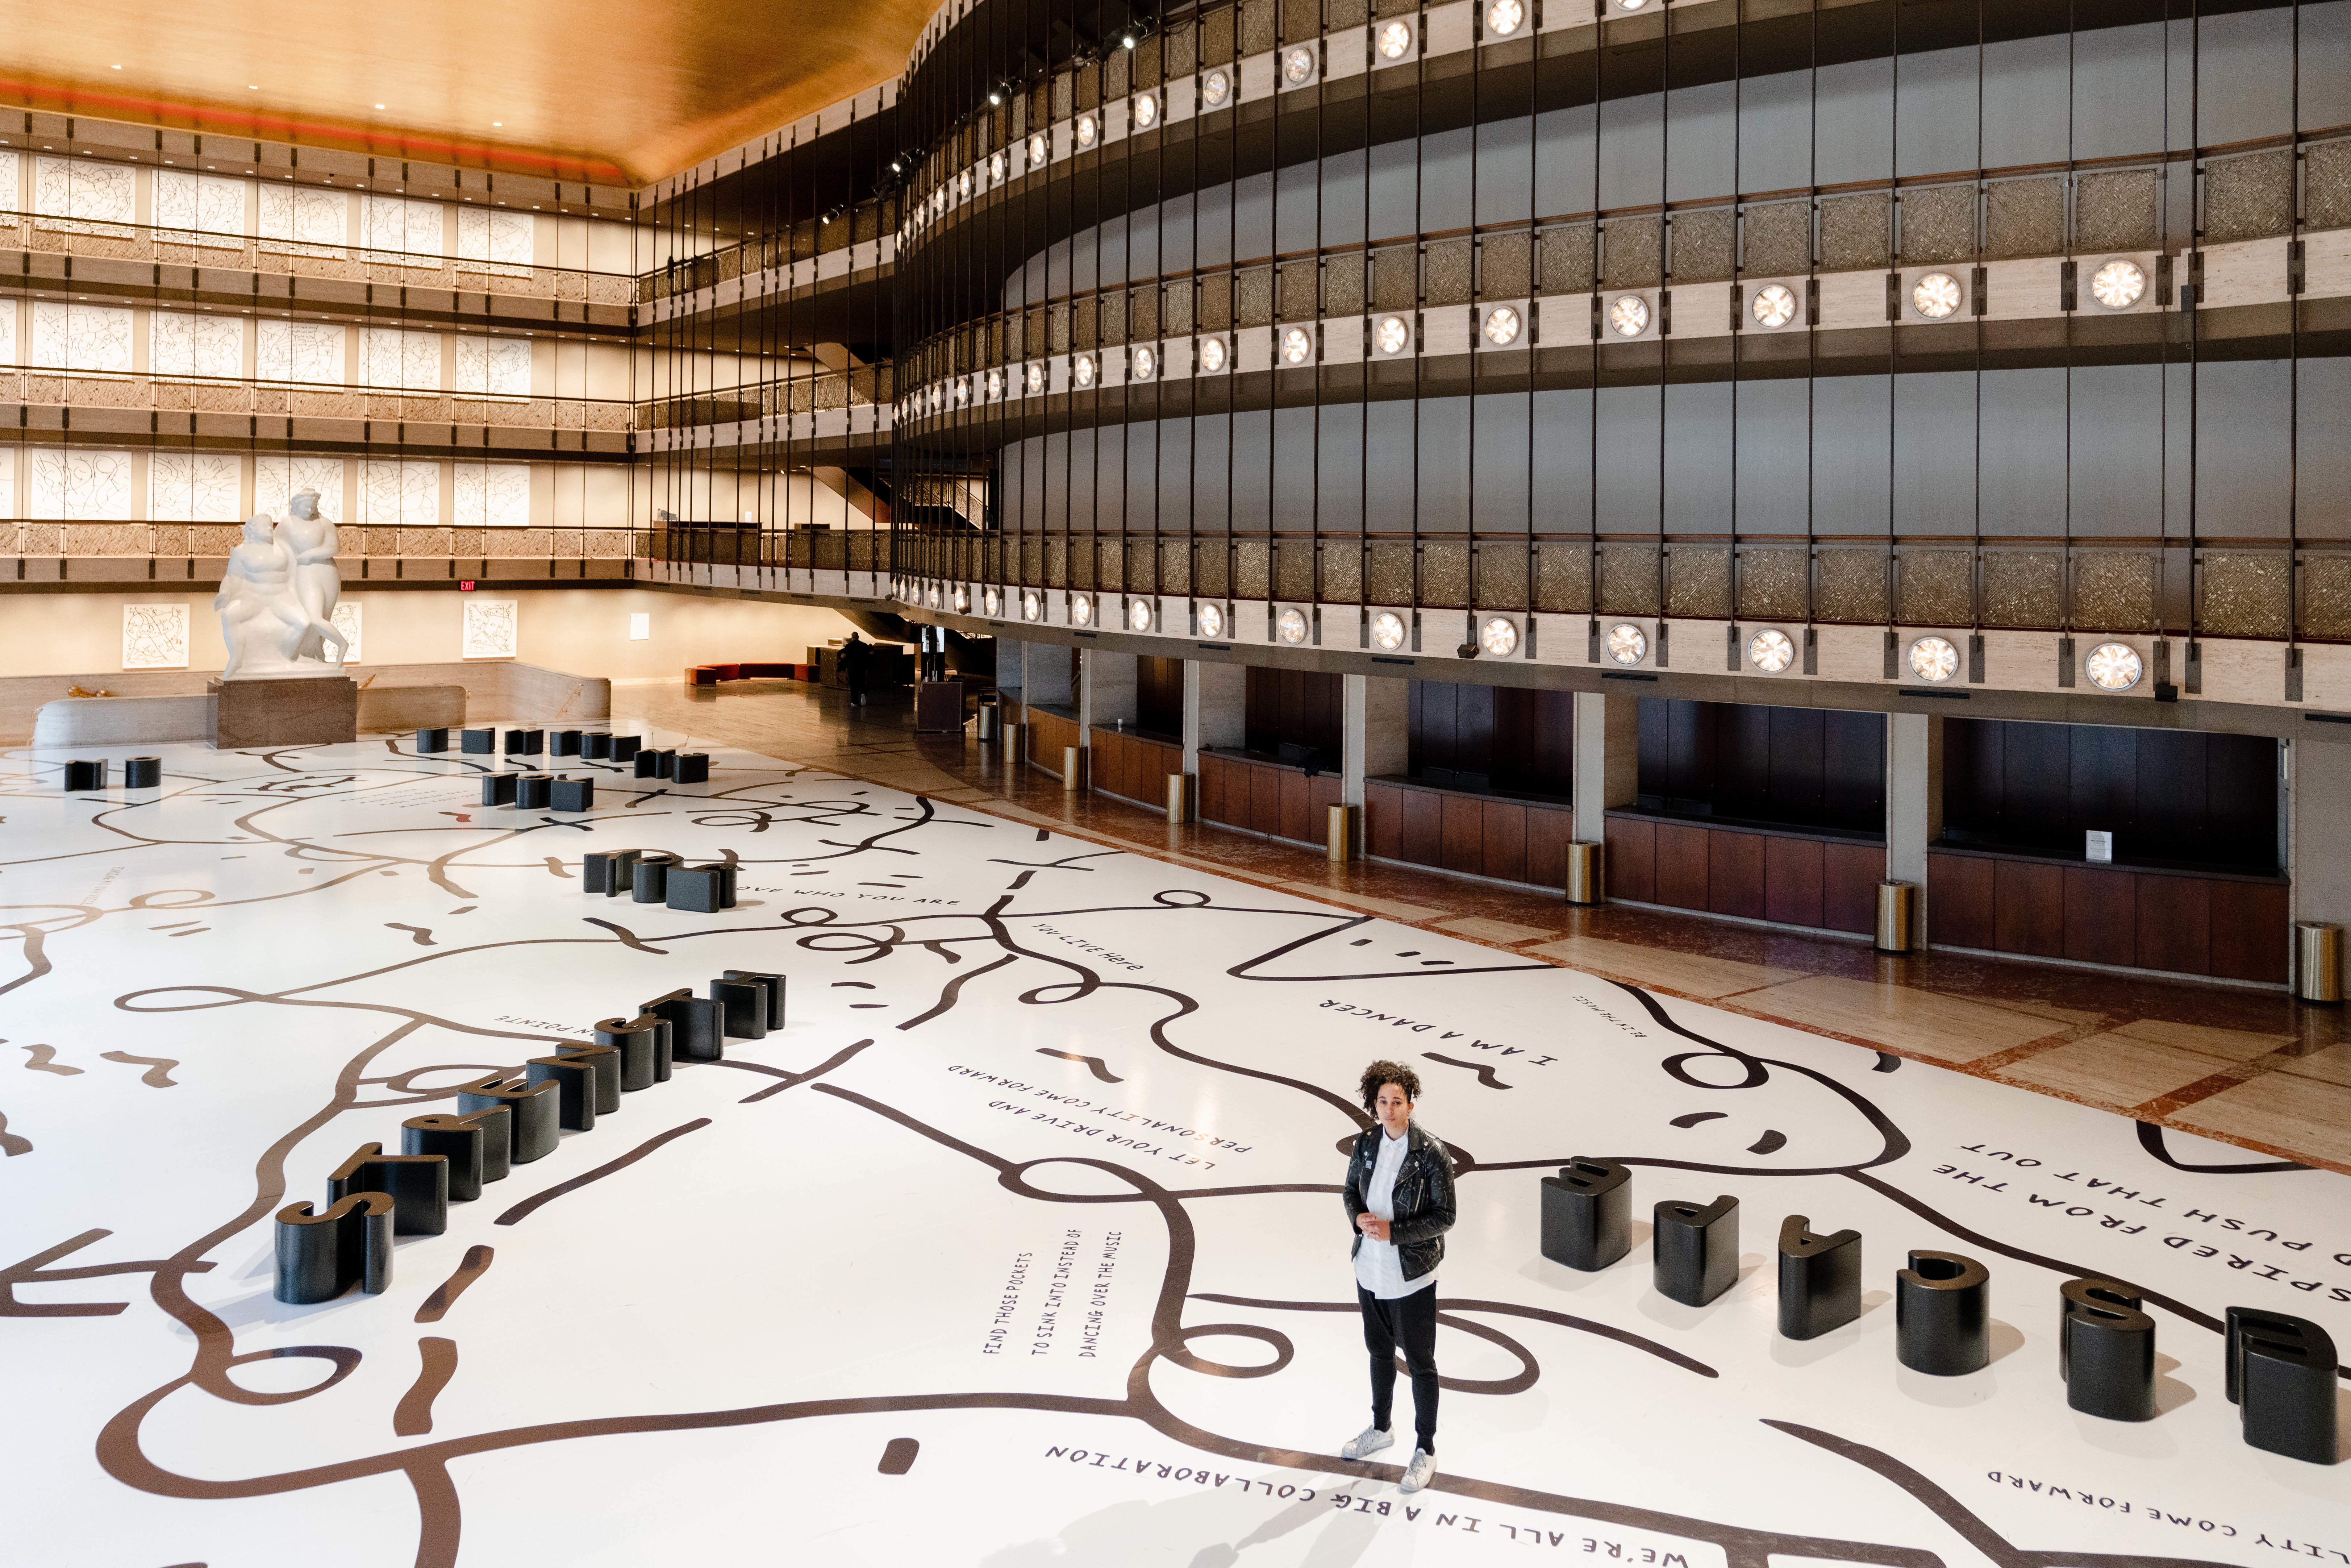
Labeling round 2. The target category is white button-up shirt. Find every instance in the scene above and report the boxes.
[1354,1129,1436,1300]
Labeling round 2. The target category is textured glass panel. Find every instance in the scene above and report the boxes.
[1199,272,1234,331]
[1163,281,1194,336]
[1424,239,1473,305]
[1480,232,1532,299]
[1052,73,1075,120]
[1535,540,1592,613]
[2308,141,2351,232]
[1159,539,1192,595]
[1235,539,1271,598]
[1045,536,1069,588]
[1373,246,1419,310]
[1539,225,1595,294]
[1050,303,1073,352]
[1324,252,1365,317]
[1899,184,1975,264]
[1129,287,1159,343]
[2075,168,2159,252]
[1197,541,1231,597]
[1167,18,1199,75]
[1985,176,2063,258]
[2070,550,2158,633]
[1276,538,1315,599]
[1737,547,1810,620]
[1818,193,1890,272]
[2199,551,2290,638]
[1284,0,1322,41]
[1421,541,1469,608]
[1241,0,1278,55]
[1741,202,1811,278]
[1100,292,1129,347]
[1278,259,1319,322]
[1979,551,2063,629]
[1238,266,1274,327]
[1021,534,1044,584]
[1202,6,1234,64]
[1321,539,1363,601]
[1669,209,1734,284]
[1127,541,1157,593]
[1474,543,1529,610]
[1896,549,1973,626]
[1815,547,1890,623]
[1133,35,1163,90]
[1072,299,1098,352]
[2301,555,2351,640]
[1102,50,1126,102]
[1597,543,1661,616]
[2203,150,2295,244]
[1666,546,1731,619]
[1602,217,1662,289]
[1367,541,1414,603]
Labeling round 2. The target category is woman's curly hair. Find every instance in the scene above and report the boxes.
[1358,1059,1423,1111]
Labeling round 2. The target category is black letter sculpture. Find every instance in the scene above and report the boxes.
[1777,1216,1862,1340]
[2226,1308,2339,1463]
[327,1143,450,1237]
[2058,1278,2157,1421]
[1539,1158,1632,1271]
[273,1192,394,1304]
[402,1107,511,1202]
[1896,1250,1990,1375]
[456,1075,562,1163]
[1653,1195,1740,1307]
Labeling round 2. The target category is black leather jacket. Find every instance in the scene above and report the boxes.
[1343,1121,1458,1283]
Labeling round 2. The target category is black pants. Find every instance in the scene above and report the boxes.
[1359,1284,1438,1454]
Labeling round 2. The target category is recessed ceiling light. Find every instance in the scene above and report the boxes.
[111,64,121,69]
[493,121,502,127]
[375,103,385,109]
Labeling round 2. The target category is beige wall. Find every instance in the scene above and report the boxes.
[0,588,863,681]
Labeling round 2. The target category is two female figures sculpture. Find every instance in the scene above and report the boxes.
[216,490,348,677]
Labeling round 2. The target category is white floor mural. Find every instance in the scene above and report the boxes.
[2,731,2344,1568]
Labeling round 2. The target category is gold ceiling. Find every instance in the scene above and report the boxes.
[0,0,937,186]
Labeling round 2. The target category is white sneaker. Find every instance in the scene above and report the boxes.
[1340,1425,1394,1461]
[1399,1448,1436,1493]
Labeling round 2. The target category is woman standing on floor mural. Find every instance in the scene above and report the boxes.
[1338,1059,1456,1494]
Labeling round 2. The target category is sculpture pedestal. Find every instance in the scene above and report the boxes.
[210,675,357,749]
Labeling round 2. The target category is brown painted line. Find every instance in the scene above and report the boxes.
[413,1245,494,1325]
[491,1119,712,1226]
[391,1337,458,1437]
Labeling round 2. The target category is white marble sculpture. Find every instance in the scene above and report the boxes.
[215,490,348,678]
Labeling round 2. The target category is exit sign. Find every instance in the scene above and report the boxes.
[459,580,476,591]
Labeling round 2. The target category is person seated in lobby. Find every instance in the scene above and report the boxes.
[1339,1060,1455,1494]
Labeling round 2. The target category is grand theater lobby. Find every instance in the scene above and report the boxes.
[5,0,2351,1563]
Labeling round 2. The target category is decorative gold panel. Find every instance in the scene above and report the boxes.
[1098,292,1127,347]
[2301,555,2351,641]
[1420,541,1469,608]
[1166,17,1198,75]
[2075,168,2159,252]
[1324,252,1365,318]
[1044,536,1069,588]
[1666,546,1731,619]
[1128,287,1158,344]
[1196,541,1231,598]
[1275,539,1315,600]
[1376,0,1417,14]
[1736,547,1808,621]
[1284,0,1321,43]
[1897,549,1973,626]
[1092,537,1122,591]
[2199,551,2291,638]
[1899,184,1975,265]
[1979,550,2063,629]
[1238,267,1273,328]
[1367,540,1415,604]
[1986,176,2064,259]
[1132,34,1163,89]
[1669,208,1735,284]
[1021,534,1044,585]
[1474,542,1529,610]
[1602,217,1663,289]
[1814,548,1890,624]
[1540,225,1595,294]
[1480,232,1532,299]
[1325,0,1369,26]
[1321,538,1363,601]
[1158,539,1193,596]
[1597,543,1661,617]
[1071,298,1098,352]
[2309,140,2351,233]
[1049,303,1072,353]
[1819,193,1890,272]
[1535,539,1592,613]
[1203,5,1235,63]
[1741,202,1811,279]
[1424,239,1473,306]
[1240,0,1278,55]
[1234,539,1270,599]
[1162,281,1194,337]
[1278,259,1318,323]
[1198,272,1233,331]
[2204,150,2295,244]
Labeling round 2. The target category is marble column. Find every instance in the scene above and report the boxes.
[1344,674,1409,852]
[2290,733,2351,979]
[1571,692,1640,848]
[1183,659,1246,775]
[1886,712,1944,941]
[1079,649,1138,761]
[1022,642,1073,719]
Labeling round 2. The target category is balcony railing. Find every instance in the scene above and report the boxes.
[3,370,634,432]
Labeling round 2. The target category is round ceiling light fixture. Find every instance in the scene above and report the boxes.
[1074,353,1096,388]
[1197,601,1225,638]
[1202,68,1232,107]
[1072,594,1093,627]
[2090,259,2146,310]
[1911,272,1963,320]
[1487,0,1526,35]
[1480,616,1519,657]
[1748,628,1795,672]
[1608,294,1651,337]
[1278,607,1309,644]
[1022,589,1041,621]
[1282,47,1315,85]
[1281,326,1313,365]
[985,368,1003,398]
[1375,314,1410,355]
[952,378,968,404]
[1076,114,1097,148]
[1028,132,1048,164]
[957,170,971,198]
[1907,635,1960,682]
[1133,344,1156,380]
[1133,94,1158,130]
[1750,282,1797,329]
[1482,305,1522,346]
[1026,362,1045,394]
[1606,623,1649,665]
[1376,20,1413,58]
[2084,641,2143,690]
[954,585,969,613]
[1371,611,1407,652]
[988,151,1006,182]
[1199,336,1228,373]
[928,583,943,608]
[1129,598,1154,632]
[984,585,1002,615]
